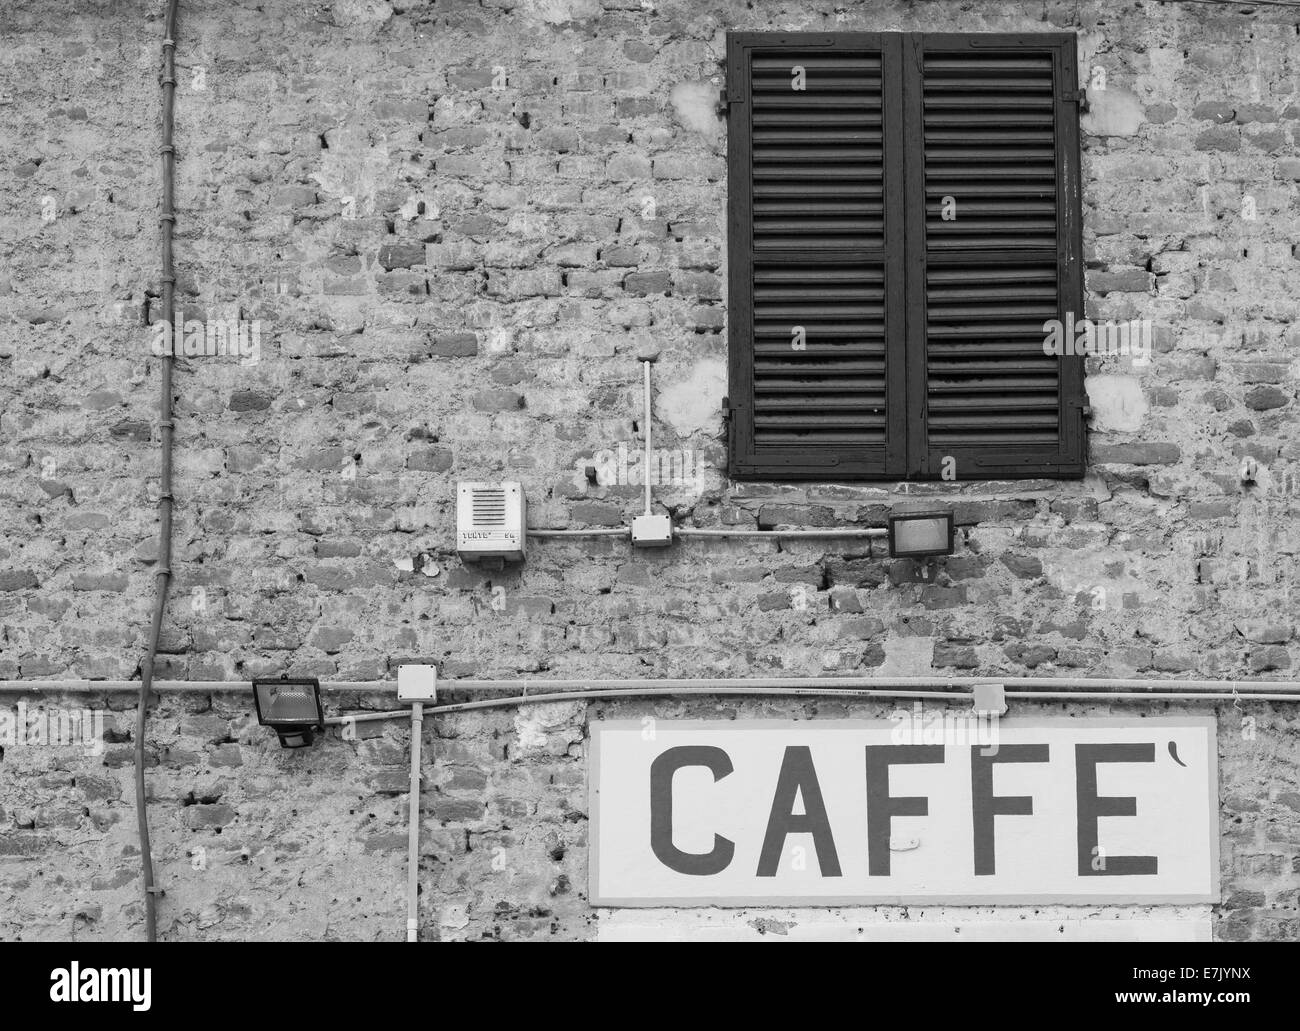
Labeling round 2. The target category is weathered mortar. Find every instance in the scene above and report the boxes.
[0,0,1297,940]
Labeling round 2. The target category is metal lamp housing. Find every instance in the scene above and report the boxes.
[252,676,325,748]
[887,511,955,559]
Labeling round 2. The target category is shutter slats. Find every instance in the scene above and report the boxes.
[746,47,890,450]
[750,49,884,254]
[920,47,1068,456]
[751,257,887,445]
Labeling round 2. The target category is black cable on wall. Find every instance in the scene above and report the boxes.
[136,0,180,944]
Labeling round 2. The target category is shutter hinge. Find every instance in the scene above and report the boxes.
[1061,88,1089,112]
[1071,400,1093,421]
[718,86,742,116]
[722,396,735,467]
[728,395,738,465]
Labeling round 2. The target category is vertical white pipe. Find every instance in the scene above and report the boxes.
[642,360,652,516]
[407,701,424,942]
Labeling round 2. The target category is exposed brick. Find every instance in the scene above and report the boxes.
[229,390,272,412]
[0,570,39,591]
[1000,555,1044,579]
[407,447,454,472]
[1089,269,1152,294]
[1193,101,1236,123]
[1244,385,1289,411]
[1194,126,1240,151]
[378,243,426,270]
[472,389,524,412]
[623,271,671,294]
[430,333,479,357]
[569,502,623,526]
[1092,442,1182,465]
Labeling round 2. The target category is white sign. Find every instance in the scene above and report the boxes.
[596,913,1213,942]
[589,718,1219,906]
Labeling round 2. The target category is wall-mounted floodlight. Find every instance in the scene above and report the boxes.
[253,676,324,748]
[887,511,955,559]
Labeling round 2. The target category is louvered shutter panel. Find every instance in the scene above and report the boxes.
[727,33,907,480]
[907,34,1085,478]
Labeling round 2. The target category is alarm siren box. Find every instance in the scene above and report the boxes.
[457,482,526,562]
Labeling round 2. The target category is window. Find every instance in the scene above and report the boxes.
[724,32,1086,481]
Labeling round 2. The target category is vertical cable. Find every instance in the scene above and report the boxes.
[642,360,652,516]
[407,703,424,942]
[136,0,180,943]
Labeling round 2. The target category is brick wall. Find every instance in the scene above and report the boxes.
[0,0,1297,940]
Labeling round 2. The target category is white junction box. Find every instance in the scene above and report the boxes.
[631,513,673,548]
[398,664,438,702]
[457,481,526,562]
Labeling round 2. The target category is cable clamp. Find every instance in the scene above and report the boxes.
[160,274,176,284]
[145,885,165,894]
[160,75,176,86]
[155,567,172,578]
[162,38,176,48]
[1232,683,1243,712]
[158,212,176,223]
[158,420,174,430]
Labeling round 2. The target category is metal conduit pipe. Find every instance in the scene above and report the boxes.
[525,527,888,540]
[406,703,424,943]
[642,359,653,518]
[675,527,887,539]
[324,687,973,725]
[525,528,631,538]
[3,675,1300,695]
[322,686,1300,723]
[132,0,181,944]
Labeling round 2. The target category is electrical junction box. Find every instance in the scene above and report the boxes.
[631,513,673,548]
[398,664,438,703]
[457,482,526,562]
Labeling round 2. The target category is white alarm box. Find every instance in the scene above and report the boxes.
[456,482,526,562]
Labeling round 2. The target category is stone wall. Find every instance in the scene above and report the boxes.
[0,0,1297,940]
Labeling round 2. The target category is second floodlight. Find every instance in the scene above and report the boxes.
[887,511,955,559]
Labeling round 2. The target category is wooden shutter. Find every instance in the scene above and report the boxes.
[726,33,907,480]
[904,33,1085,479]
[725,31,1084,482]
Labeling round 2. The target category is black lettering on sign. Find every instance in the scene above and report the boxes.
[865,745,943,876]
[756,746,842,877]
[1075,743,1158,876]
[970,744,1050,875]
[649,745,735,875]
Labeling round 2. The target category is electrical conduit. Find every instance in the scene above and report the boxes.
[407,702,423,942]
[132,0,181,943]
